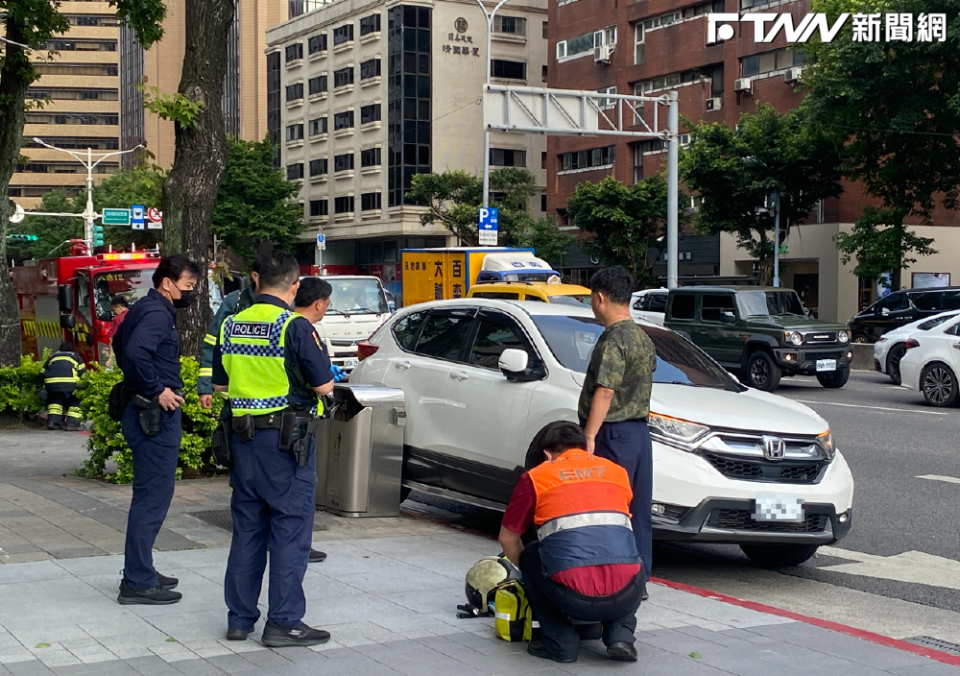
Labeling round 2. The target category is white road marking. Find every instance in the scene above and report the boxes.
[819,547,960,591]
[794,400,949,416]
[916,474,960,485]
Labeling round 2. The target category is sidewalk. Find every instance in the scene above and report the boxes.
[0,530,959,676]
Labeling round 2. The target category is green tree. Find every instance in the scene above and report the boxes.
[565,175,670,288]
[803,0,960,291]
[211,137,305,269]
[680,104,843,284]
[514,217,575,271]
[0,0,166,366]
[6,190,81,263]
[407,168,537,246]
[91,164,166,250]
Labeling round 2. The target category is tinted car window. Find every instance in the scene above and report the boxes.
[701,294,736,322]
[738,290,804,316]
[469,319,525,368]
[392,310,427,351]
[877,293,909,312]
[415,314,474,361]
[647,294,668,312]
[531,315,741,391]
[670,293,696,320]
[472,291,520,300]
[942,292,960,311]
[912,293,942,311]
[918,313,959,330]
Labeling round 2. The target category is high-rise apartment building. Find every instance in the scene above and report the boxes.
[547,0,960,321]
[119,0,294,169]
[266,0,549,287]
[14,5,122,209]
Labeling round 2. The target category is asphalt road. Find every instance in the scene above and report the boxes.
[406,370,960,642]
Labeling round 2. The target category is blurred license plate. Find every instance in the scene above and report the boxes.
[753,494,804,522]
[344,359,359,369]
[816,359,837,372]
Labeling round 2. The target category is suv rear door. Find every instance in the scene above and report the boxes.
[698,293,742,366]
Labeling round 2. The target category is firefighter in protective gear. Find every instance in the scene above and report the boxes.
[43,342,85,430]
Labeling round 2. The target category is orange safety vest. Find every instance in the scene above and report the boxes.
[528,450,640,577]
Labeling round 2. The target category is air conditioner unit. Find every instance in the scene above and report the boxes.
[734,77,752,93]
[705,97,722,111]
[594,43,615,64]
[784,66,804,83]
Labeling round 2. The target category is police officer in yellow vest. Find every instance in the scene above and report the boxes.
[44,341,86,430]
[211,250,335,648]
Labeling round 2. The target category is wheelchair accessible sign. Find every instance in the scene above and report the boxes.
[478,207,498,246]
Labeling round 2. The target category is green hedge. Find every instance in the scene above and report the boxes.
[0,353,48,419]
[75,357,225,484]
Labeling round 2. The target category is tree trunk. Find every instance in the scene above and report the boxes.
[0,20,34,366]
[162,0,235,359]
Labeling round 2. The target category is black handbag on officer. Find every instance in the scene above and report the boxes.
[108,382,130,422]
[211,400,233,468]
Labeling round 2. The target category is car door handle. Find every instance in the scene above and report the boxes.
[953,344,960,351]
[450,370,470,381]
[395,360,411,370]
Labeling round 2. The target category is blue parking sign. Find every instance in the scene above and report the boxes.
[478,208,498,245]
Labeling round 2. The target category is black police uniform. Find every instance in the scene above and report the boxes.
[212,295,332,633]
[113,287,184,592]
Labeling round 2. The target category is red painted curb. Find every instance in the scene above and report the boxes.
[651,576,960,667]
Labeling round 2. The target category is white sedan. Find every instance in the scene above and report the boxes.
[874,310,960,385]
[899,316,960,406]
[352,299,855,568]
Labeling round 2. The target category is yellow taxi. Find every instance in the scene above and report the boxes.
[466,278,591,306]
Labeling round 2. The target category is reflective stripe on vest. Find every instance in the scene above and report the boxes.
[538,511,632,541]
[221,304,297,416]
[44,353,82,385]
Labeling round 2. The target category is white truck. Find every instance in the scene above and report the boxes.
[303,275,391,372]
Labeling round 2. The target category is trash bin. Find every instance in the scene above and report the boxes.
[325,384,406,518]
[314,415,332,510]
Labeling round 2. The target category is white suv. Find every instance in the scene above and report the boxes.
[352,299,854,567]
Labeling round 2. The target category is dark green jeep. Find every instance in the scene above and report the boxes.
[663,286,853,392]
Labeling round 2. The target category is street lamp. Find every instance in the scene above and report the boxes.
[744,156,781,288]
[475,0,513,210]
[31,137,144,252]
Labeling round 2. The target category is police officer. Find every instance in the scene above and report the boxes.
[43,341,85,430]
[212,250,334,647]
[113,254,200,605]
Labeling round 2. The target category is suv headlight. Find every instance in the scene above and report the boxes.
[648,413,710,451]
[818,429,836,461]
[785,331,803,346]
[838,330,851,344]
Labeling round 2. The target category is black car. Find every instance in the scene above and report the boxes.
[849,287,960,343]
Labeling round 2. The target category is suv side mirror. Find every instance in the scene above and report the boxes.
[60,314,76,330]
[58,284,73,313]
[881,307,891,316]
[499,348,530,380]
[720,311,737,325]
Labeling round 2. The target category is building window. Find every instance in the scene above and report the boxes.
[542,21,548,38]
[310,158,328,176]
[556,32,593,59]
[285,123,304,141]
[287,163,304,180]
[541,194,547,211]
[493,16,526,35]
[308,34,327,54]
[360,58,381,80]
[634,23,644,64]
[597,86,617,108]
[285,43,303,62]
[334,67,354,88]
[309,75,327,95]
[334,153,355,172]
[309,199,328,216]
[334,195,355,213]
[741,48,806,77]
[360,103,381,124]
[361,192,382,211]
[632,142,643,183]
[267,53,280,166]
[541,152,547,169]
[541,65,548,82]
[559,145,615,172]
[333,24,354,46]
[361,147,381,167]
[388,5,432,207]
[285,82,303,102]
[360,14,381,36]
[636,64,723,94]
[334,110,355,130]
[491,59,525,80]
[489,148,526,167]
[309,116,327,135]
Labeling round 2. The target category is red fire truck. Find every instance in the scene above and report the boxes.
[13,249,160,366]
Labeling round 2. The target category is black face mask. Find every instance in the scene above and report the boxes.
[173,289,196,309]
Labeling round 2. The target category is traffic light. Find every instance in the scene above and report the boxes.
[6,234,38,242]
[92,224,104,247]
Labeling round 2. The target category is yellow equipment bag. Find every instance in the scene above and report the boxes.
[493,581,541,642]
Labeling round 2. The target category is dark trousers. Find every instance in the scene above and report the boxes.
[594,419,653,581]
[46,390,80,429]
[122,403,182,589]
[224,429,315,631]
[520,542,642,662]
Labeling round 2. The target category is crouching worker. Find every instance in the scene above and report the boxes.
[499,421,643,664]
[43,342,86,430]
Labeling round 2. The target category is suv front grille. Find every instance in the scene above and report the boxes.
[707,509,829,533]
[804,332,838,344]
[702,452,825,484]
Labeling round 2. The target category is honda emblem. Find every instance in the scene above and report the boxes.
[762,435,786,460]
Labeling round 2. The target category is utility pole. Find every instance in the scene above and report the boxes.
[475,0,513,209]
[771,191,781,288]
[666,90,679,289]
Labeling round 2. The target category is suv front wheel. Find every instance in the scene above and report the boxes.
[741,544,819,568]
[816,367,850,389]
[745,350,781,392]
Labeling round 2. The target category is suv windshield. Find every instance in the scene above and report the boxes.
[738,290,805,317]
[531,315,742,391]
[325,278,389,315]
